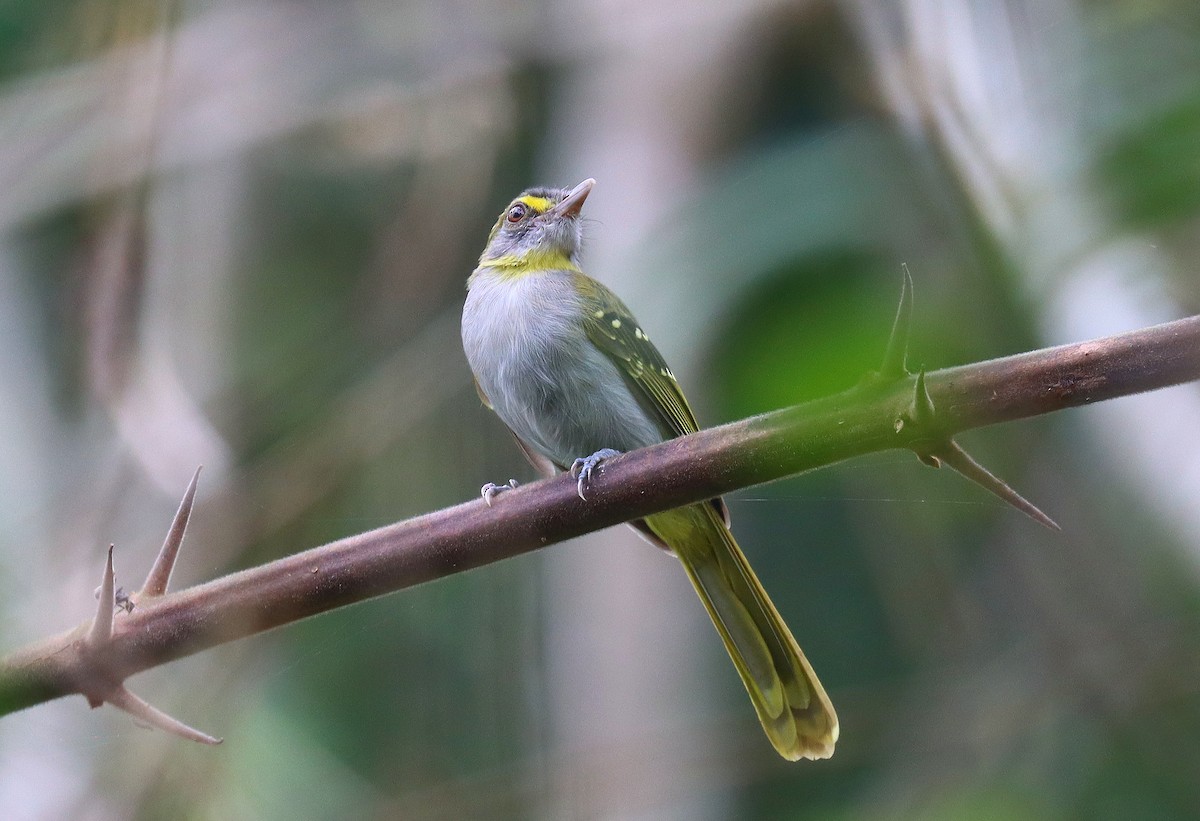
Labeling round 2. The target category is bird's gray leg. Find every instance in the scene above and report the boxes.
[570,448,622,500]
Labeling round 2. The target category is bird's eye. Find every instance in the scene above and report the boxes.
[506,204,527,223]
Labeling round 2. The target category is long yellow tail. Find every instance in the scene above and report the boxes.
[644,503,838,760]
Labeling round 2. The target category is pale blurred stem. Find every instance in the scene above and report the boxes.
[1,315,1198,719]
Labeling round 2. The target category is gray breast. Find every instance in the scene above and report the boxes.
[462,269,664,467]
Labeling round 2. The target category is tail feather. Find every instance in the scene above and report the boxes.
[645,503,838,761]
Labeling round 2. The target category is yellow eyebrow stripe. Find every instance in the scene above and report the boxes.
[518,195,554,212]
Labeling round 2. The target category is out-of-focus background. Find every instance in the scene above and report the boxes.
[0,0,1198,818]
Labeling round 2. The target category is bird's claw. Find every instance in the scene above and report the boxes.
[570,448,621,500]
[481,479,519,506]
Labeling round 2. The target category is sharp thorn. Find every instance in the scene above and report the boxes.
[933,439,1061,531]
[106,685,223,745]
[880,264,915,378]
[909,369,935,424]
[88,546,116,647]
[140,466,202,599]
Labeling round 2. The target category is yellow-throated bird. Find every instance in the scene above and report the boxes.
[461,178,838,760]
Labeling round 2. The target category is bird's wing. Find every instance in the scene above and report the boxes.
[578,276,730,527]
[578,278,699,439]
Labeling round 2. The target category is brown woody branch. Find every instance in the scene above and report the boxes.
[1,313,1198,729]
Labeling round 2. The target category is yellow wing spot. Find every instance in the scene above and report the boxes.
[611,318,622,329]
[594,309,605,318]
[634,327,644,340]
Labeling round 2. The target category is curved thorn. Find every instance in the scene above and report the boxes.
[141,466,202,598]
[880,264,915,378]
[934,439,1061,531]
[909,369,935,424]
[106,685,223,745]
[88,546,116,647]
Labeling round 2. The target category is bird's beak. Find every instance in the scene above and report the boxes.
[551,178,595,218]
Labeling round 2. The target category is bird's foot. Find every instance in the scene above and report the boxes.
[570,449,622,500]
[481,479,519,506]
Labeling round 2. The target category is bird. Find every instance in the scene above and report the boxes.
[461,178,838,760]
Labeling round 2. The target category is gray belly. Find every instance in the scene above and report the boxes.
[494,341,664,466]
[463,272,664,467]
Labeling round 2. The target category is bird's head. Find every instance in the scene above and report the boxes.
[477,178,594,273]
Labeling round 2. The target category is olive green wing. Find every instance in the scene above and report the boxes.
[578,278,700,440]
[577,276,730,529]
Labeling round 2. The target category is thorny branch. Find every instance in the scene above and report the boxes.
[0,280,1198,740]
